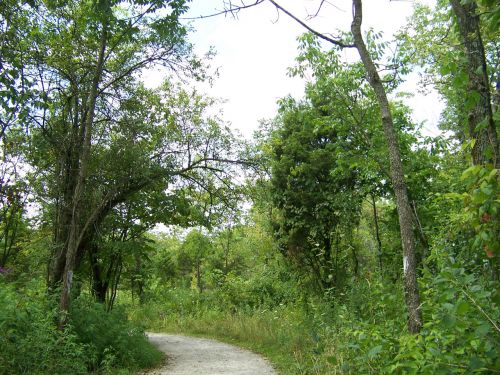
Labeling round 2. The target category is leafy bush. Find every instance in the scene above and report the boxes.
[0,280,163,375]
[390,262,499,374]
[70,296,163,372]
[321,261,499,374]
[0,282,87,375]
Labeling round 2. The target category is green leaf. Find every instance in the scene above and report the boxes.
[441,314,456,328]
[367,345,383,359]
[469,356,484,370]
[461,165,480,181]
[456,301,470,315]
[471,191,488,205]
[475,324,490,337]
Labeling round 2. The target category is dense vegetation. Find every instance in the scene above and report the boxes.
[1,0,498,374]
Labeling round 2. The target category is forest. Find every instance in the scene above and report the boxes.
[0,0,498,374]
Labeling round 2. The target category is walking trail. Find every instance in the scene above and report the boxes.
[143,333,276,375]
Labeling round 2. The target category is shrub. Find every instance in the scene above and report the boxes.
[0,282,87,375]
[0,279,163,375]
[70,295,163,372]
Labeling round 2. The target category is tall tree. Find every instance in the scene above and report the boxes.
[351,0,422,334]
[2,0,252,326]
[449,0,499,167]
[266,46,394,290]
[58,0,112,327]
[217,0,424,332]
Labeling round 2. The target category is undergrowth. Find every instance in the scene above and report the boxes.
[130,259,499,375]
[0,279,163,375]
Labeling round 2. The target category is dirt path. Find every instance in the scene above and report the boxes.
[144,333,276,375]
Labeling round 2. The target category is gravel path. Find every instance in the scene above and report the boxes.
[144,333,276,375]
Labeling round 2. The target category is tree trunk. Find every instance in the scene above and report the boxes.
[196,259,203,293]
[351,0,422,333]
[134,252,146,304]
[89,243,108,303]
[108,257,122,311]
[371,194,383,273]
[449,0,499,167]
[50,92,84,290]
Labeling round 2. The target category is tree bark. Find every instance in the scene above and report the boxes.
[50,91,84,290]
[371,194,383,273]
[449,0,499,167]
[108,257,122,311]
[351,0,422,333]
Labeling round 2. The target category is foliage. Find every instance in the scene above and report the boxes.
[0,281,87,375]
[2,0,500,373]
[0,278,163,374]
[460,165,499,260]
[70,296,163,372]
[398,0,500,145]
[391,260,499,374]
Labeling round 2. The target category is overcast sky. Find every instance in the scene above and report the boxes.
[169,0,443,138]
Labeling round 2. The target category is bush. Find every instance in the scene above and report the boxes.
[70,296,163,372]
[0,282,87,375]
[0,279,163,375]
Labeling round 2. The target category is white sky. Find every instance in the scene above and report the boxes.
[171,0,443,138]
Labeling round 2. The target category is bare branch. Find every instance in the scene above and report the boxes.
[306,0,344,21]
[180,0,265,20]
[267,0,354,48]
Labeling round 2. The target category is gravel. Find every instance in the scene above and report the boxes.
[142,333,276,375]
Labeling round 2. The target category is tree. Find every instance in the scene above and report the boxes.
[266,48,389,289]
[0,138,29,268]
[2,0,198,326]
[350,0,422,333]
[179,229,212,293]
[1,0,254,327]
[400,0,500,267]
[211,0,424,332]
[449,0,499,167]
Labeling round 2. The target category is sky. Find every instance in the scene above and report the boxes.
[161,0,443,139]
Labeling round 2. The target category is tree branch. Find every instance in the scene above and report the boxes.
[180,0,265,20]
[267,0,354,48]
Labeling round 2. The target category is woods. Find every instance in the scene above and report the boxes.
[1,0,499,374]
